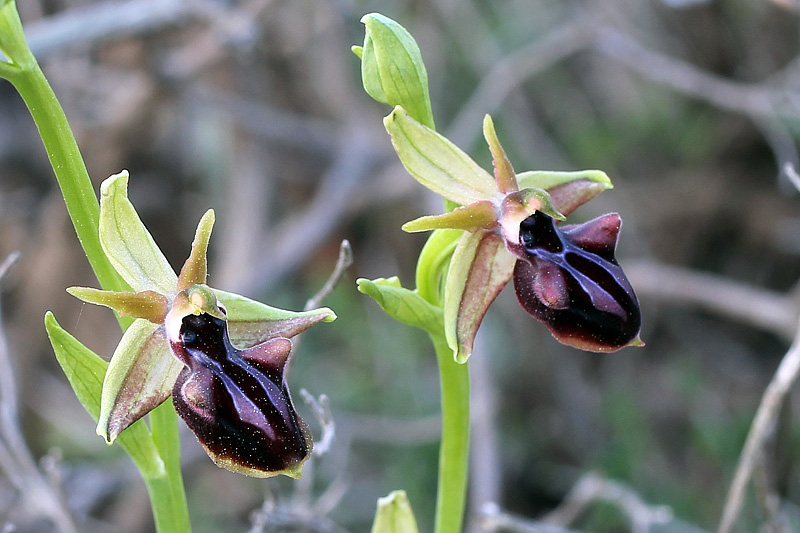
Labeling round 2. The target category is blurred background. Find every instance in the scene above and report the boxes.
[1,0,800,531]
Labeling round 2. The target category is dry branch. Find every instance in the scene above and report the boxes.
[717,319,800,533]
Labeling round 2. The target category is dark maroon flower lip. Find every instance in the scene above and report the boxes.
[512,211,642,352]
[171,312,311,478]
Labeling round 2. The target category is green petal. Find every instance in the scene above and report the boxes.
[516,170,613,216]
[357,277,442,334]
[212,289,336,349]
[371,490,419,533]
[99,171,178,294]
[483,115,518,193]
[177,209,214,290]
[444,231,516,363]
[66,287,169,323]
[97,319,181,443]
[401,201,496,233]
[44,312,165,479]
[360,13,434,129]
[384,106,498,206]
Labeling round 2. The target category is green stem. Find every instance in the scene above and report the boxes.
[0,0,127,296]
[0,2,191,531]
[430,333,470,533]
[148,402,192,533]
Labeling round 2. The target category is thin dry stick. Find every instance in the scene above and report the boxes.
[625,260,798,340]
[543,471,672,533]
[281,241,350,523]
[718,317,800,533]
[593,29,782,117]
[479,503,578,533]
[479,472,673,533]
[754,454,788,533]
[299,390,335,457]
[467,331,502,533]
[0,252,77,533]
[593,29,799,181]
[304,240,353,312]
[250,130,376,293]
[23,0,201,57]
[446,20,594,148]
[784,161,800,192]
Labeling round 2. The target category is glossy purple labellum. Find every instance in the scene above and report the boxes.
[512,211,641,352]
[170,312,311,478]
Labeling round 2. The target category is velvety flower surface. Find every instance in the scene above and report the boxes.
[511,211,642,352]
[377,107,642,359]
[65,171,334,478]
[169,296,311,478]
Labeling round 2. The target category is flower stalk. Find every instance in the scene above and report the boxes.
[431,333,469,533]
[0,0,128,297]
[0,2,188,530]
[355,12,642,533]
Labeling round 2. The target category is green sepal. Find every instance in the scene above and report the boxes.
[97,319,181,443]
[384,106,498,206]
[99,171,178,295]
[371,490,419,533]
[44,312,165,480]
[212,289,336,349]
[444,231,516,363]
[66,287,169,323]
[177,209,214,290]
[356,277,442,335]
[359,13,435,129]
[401,201,496,233]
[516,170,613,216]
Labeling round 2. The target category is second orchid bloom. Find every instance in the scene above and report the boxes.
[65,172,334,478]
[385,107,642,361]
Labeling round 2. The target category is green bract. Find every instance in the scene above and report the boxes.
[48,171,335,474]
[45,312,165,480]
[354,13,435,129]
[371,490,419,533]
[356,277,442,335]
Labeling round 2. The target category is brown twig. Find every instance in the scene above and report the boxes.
[592,30,783,118]
[479,503,578,533]
[0,252,77,533]
[304,240,353,312]
[542,472,673,533]
[299,389,335,457]
[247,128,379,293]
[754,453,789,533]
[23,0,202,57]
[625,260,798,340]
[717,318,800,533]
[467,332,502,533]
[446,20,595,149]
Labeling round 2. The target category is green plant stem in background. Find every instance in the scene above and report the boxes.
[0,2,190,531]
[0,1,127,297]
[148,402,192,533]
[431,333,470,533]
[415,232,471,533]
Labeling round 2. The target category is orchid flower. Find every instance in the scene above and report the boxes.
[62,171,335,478]
[381,108,642,361]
